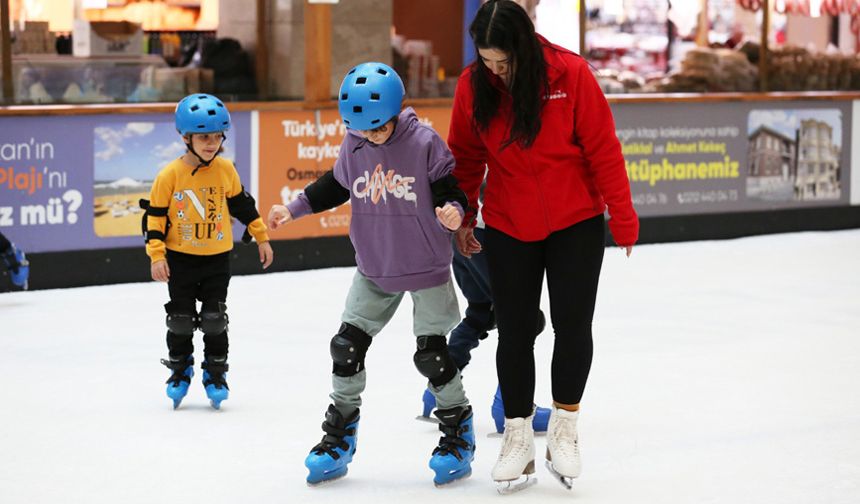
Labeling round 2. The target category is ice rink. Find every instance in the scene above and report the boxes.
[2,230,859,504]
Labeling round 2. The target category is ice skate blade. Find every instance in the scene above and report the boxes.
[433,468,472,487]
[545,460,575,490]
[415,414,440,424]
[495,475,537,494]
[171,399,182,409]
[209,400,223,410]
[307,468,348,487]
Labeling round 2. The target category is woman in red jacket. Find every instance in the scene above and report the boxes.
[448,0,638,492]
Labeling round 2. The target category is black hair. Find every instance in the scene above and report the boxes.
[469,0,549,149]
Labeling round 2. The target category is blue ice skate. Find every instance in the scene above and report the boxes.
[429,405,475,486]
[492,385,550,433]
[202,357,229,410]
[1,243,29,289]
[305,404,360,485]
[160,356,194,409]
[420,387,436,418]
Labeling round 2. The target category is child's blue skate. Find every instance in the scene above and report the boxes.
[305,404,360,485]
[160,356,194,409]
[202,357,229,410]
[418,387,437,420]
[429,405,475,486]
[1,243,29,289]
[492,385,550,433]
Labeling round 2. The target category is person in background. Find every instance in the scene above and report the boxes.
[448,0,638,492]
[143,93,273,410]
[418,180,552,435]
[0,231,29,290]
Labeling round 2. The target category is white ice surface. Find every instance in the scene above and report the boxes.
[2,230,859,503]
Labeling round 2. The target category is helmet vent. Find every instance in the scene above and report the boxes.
[353,106,363,113]
[190,105,199,111]
[208,109,217,115]
[376,68,388,75]
[348,68,356,75]
[356,77,367,85]
[371,119,381,125]
[341,93,348,100]
[370,93,380,101]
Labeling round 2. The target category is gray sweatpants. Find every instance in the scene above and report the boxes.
[330,271,469,416]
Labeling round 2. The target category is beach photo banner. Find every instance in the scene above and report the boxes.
[0,112,251,253]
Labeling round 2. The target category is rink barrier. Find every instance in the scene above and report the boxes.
[5,205,859,291]
[2,93,860,290]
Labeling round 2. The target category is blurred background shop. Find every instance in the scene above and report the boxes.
[4,0,860,105]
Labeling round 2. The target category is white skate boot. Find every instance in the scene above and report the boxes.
[545,406,581,490]
[492,413,537,494]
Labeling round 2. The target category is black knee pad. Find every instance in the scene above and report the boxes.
[330,323,372,377]
[199,302,228,335]
[164,301,197,335]
[414,335,457,387]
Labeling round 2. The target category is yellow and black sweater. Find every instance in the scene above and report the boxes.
[145,156,269,263]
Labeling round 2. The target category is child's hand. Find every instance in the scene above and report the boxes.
[258,240,274,269]
[435,203,462,231]
[268,205,292,229]
[455,227,482,258]
[151,260,170,282]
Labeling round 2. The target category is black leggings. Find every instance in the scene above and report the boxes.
[165,250,231,358]
[485,215,605,418]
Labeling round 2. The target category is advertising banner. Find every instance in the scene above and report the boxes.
[257,106,453,240]
[0,112,251,253]
[611,100,852,217]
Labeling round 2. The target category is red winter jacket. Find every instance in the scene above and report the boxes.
[448,38,639,246]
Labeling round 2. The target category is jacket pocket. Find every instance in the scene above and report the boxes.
[350,213,436,278]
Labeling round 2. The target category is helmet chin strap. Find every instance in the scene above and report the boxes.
[186,133,226,175]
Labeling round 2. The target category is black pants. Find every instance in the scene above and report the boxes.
[0,231,10,252]
[485,215,605,418]
[165,250,231,358]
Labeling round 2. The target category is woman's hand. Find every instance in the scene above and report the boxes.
[436,203,463,231]
[258,241,274,269]
[151,260,170,282]
[455,227,482,258]
[268,205,292,229]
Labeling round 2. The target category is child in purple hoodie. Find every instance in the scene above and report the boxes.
[268,62,474,487]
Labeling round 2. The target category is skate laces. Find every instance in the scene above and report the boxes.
[433,422,471,460]
[312,420,356,459]
[550,412,579,456]
[202,360,229,389]
[160,358,192,386]
[498,418,531,462]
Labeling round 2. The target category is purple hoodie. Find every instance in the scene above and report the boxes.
[287,107,462,293]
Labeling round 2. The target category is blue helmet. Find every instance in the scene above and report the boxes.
[175,94,231,135]
[338,62,404,131]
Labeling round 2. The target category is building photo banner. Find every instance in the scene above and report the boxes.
[611,99,853,217]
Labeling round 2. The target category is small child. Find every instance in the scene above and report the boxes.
[268,62,475,487]
[0,231,29,290]
[418,187,552,434]
[143,93,273,409]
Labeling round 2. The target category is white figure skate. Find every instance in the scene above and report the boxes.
[492,414,537,494]
[545,406,581,490]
